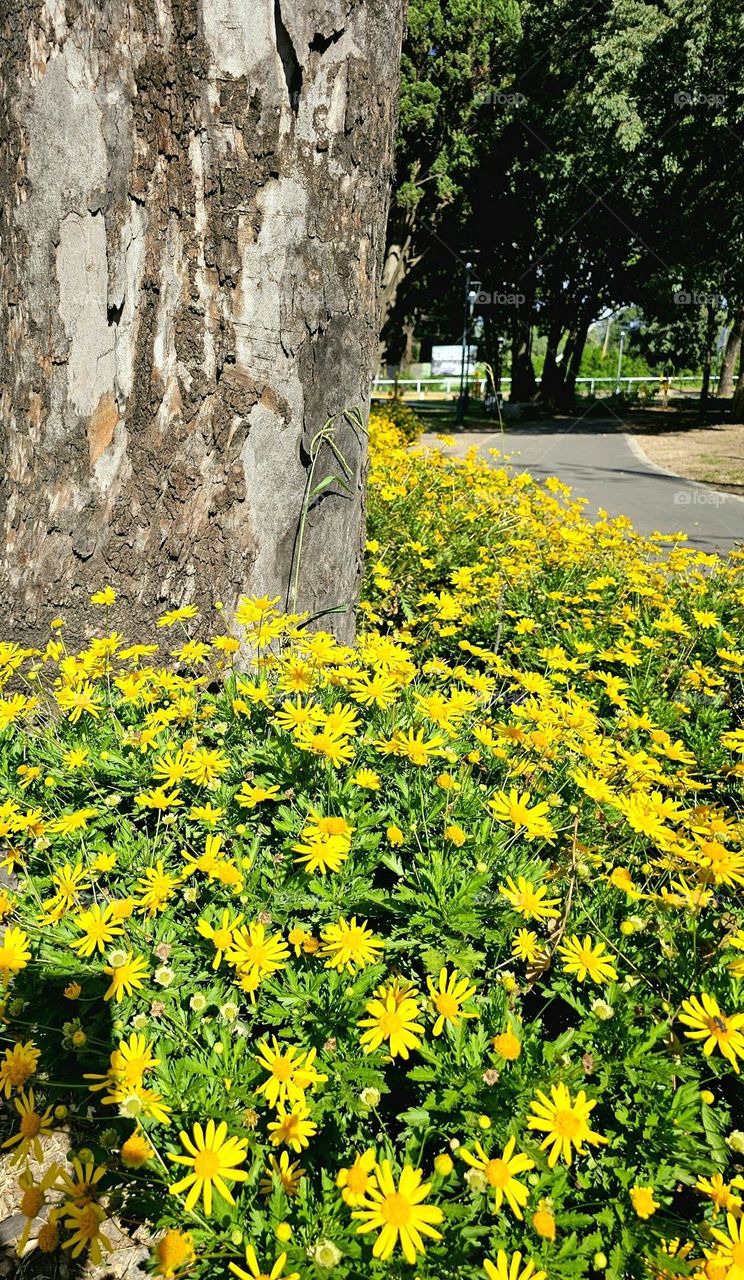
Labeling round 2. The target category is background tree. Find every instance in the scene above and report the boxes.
[383,0,744,409]
[718,315,743,398]
[379,0,521,366]
[0,0,405,645]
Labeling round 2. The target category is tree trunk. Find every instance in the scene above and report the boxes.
[539,318,565,402]
[379,232,414,337]
[731,366,744,424]
[699,303,716,419]
[566,317,591,390]
[377,216,425,371]
[559,299,595,408]
[601,315,612,358]
[509,313,535,401]
[718,311,744,397]
[0,0,405,647]
[481,314,502,394]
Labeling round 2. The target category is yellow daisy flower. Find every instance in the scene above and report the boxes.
[69,904,124,957]
[679,994,744,1073]
[320,917,384,972]
[337,1148,377,1206]
[62,1201,112,1264]
[2,1088,55,1162]
[426,967,478,1035]
[259,1151,305,1198]
[196,910,245,969]
[229,1245,299,1280]
[352,1159,443,1264]
[103,952,148,1003]
[630,1184,659,1218]
[708,1213,744,1278]
[0,1040,40,1097]
[0,925,31,985]
[498,876,561,921]
[527,1082,608,1166]
[153,1229,195,1277]
[358,993,424,1059]
[267,1101,318,1152]
[460,1136,534,1218]
[557,935,618,984]
[227,923,289,980]
[255,1038,327,1109]
[483,1251,546,1280]
[169,1120,249,1214]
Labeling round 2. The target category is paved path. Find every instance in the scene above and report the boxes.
[425,420,744,555]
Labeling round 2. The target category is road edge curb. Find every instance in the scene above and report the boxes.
[623,431,744,506]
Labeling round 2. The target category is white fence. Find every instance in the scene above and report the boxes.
[372,375,704,398]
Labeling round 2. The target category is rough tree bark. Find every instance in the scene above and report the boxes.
[379,226,415,335]
[562,298,595,405]
[0,0,405,646]
[539,318,564,403]
[718,311,744,398]
[731,367,744,425]
[699,302,717,418]
[509,312,536,402]
[376,215,424,372]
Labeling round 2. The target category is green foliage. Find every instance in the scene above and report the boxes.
[387,0,744,401]
[1,426,743,1277]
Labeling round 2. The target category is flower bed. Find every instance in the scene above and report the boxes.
[1,420,743,1278]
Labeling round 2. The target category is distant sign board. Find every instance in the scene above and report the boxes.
[431,345,477,377]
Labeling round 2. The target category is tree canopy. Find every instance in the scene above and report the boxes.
[383,0,744,403]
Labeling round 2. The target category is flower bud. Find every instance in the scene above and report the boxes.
[311,1240,343,1268]
[464,1168,488,1193]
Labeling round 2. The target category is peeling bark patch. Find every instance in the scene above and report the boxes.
[56,210,116,416]
[309,28,345,55]
[274,0,302,111]
[87,393,119,465]
[107,297,125,326]
[0,0,405,648]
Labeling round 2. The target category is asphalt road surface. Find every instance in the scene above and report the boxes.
[425,420,744,555]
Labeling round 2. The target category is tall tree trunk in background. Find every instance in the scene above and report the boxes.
[731,365,744,425]
[481,314,503,395]
[601,315,612,358]
[540,318,564,402]
[559,296,595,408]
[377,210,424,370]
[509,311,535,401]
[0,0,405,647]
[390,317,417,371]
[718,312,744,397]
[378,230,414,340]
[699,303,716,419]
[564,317,590,394]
